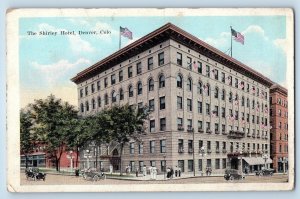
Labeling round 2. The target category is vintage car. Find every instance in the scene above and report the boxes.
[224,169,245,181]
[255,169,274,176]
[25,167,46,181]
[81,169,106,181]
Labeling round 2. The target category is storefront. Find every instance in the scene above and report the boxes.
[243,157,272,173]
[21,153,46,168]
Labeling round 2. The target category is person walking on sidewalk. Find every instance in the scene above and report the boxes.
[143,165,147,176]
[175,166,178,177]
[170,168,174,179]
[178,167,181,177]
[135,167,139,177]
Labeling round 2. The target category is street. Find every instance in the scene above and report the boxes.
[21,173,288,185]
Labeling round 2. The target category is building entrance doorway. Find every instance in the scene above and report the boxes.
[231,158,238,170]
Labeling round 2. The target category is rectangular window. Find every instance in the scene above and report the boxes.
[221,107,225,118]
[158,52,164,66]
[188,140,193,153]
[247,84,250,92]
[222,158,227,169]
[235,111,238,120]
[215,159,220,169]
[139,143,143,154]
[128,66,133,78]
[222,125,225,134]
[177,117,183,130]
[188,160,194,172]
[178,139,184,152]
[177,52,182,65]
[130,143,134,154]
[160,118,166,131]
[235,78,238,88]
[150,119,155,132]
[187,98,192,111]
[161,160,166,172]
[198,101,202,113]
[80,89,83,98]
[214,106,219,116]
[139,161,144,172]
[207,159,212,168]
[187,119,192,131]
[148,57,153,70]
[206,103,210,115]
[104,78,108,88]
[150,161,156,167]
[215,123,219,134]
[150,141,155,153]
[111,74,116,85]
[149,99,155,111]
[85,86,88,96]
[91,83,95,93]
[206,65,210,77]
[198,121,203,131]
[177,96,183,109]
[160,140,166,153]
[206,122,211,131]
[198,61,202,73]
[198,159,203,171]
[97,81,101,91]
[221,72,225,83]
[214,69,218,80]
[187,56,192,70]
[137,62,142,74]
[119,70,123,82]
[160,96,165,110]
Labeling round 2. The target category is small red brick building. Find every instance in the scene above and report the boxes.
[269,84,288,172]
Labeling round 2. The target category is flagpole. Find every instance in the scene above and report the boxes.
[230,26,232,57]
[119,26,121,49]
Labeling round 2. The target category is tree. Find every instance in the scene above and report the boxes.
[99,104,151,175]
[20,109,37,168]
[30,94,78,171]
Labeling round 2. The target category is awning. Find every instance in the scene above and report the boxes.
[243,157,272,165]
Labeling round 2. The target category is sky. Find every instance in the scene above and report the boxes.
[19,15,287,108]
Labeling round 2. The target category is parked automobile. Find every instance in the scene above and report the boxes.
[224,169,245,181]
[25,167,46,181]
[255,169,274,176]
[81,168,106,181]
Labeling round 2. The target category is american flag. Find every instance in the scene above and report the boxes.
[231,28,244,45]
[120,27,133,39]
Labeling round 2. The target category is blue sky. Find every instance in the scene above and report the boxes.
[19,16,287,107]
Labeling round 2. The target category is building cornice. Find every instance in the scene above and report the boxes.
[71,23,274,87]
[270,84,288,96]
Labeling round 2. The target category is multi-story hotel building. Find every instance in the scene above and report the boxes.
[71,23,273,175]
[270,84,288,173]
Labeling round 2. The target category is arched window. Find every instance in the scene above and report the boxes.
[247,98,250,107]
[119,89,124,100]
[92,98,96,109]
[112,91,117,102]
[159,75,165,88]
[104,94,109,105]
[80,103,84,113]
[229,92,233,102]
[197,82,202,94]
[214,87,219,98]
[137,82,143,95]
[148,78,154,91]
[129,85,134,97]
[206,84,210,96]
[97,96,101,107]
[85,101,89,111]
[221,89,225,100]
[187,78,192,91]
[177,74,183,88]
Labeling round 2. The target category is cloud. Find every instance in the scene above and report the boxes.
[21,84,78,108]
[242,25,269,40]
[31,58,91,85]
[123,37,140,48]
[68,35,95,53]
[204,32,230,49]
[273,38,288,54]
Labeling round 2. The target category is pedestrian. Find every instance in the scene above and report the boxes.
[109,164,113,175]
[128,165,131,174]
[149,166,153,179]
[175,166,178,177]
[206,167,209,176]
[178,167,181,177]
[170,168,174,179]
[166,167,171,179]
[153,166,157,180]
[135,167,139,177]
[143,165,147,176]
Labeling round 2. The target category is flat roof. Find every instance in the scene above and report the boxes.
[71,23,274,87]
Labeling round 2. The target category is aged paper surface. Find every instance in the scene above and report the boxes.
[6,8,294,192]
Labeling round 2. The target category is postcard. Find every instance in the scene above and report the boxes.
[6,8,294,192]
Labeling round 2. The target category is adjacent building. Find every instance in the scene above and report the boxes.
[71,23,274,175]
[269,84,288,172]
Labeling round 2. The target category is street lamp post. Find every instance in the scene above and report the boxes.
[263,154,268,170]
[199,146,206,176]
[86,149,90,169]
[69,150,73,173]
[163,155,166,180]
[192,128,195,177]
